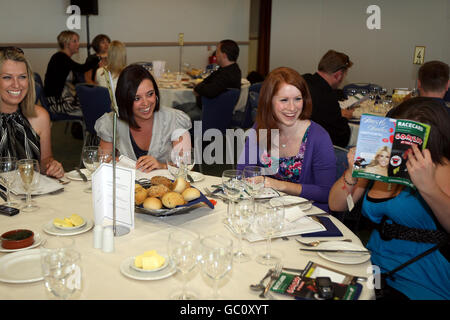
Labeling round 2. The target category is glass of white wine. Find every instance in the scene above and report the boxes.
[17,159,40,212]
[82,146,99,193]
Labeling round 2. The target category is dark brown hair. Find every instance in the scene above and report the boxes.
[389,97,450,164]
[91,34,111,53]
[318,49,353,74]
[219,39,239,62]
[115,64,160,129]
[418,60,449,93]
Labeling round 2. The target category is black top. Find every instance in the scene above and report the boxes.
[194,63,242,99]
[44,52,99,98]
[85,54,100,82]
[303,72,350,148]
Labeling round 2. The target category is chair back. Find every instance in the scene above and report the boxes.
[334,145,349,181]
[201,89,240,135]
[75,84,111,135]
[33,72,43,87]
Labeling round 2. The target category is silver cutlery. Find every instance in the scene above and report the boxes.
[296,238,353,247]
[299,248,370,254]
[260,263,282,298]
[74,167,88,182]
[273,200,314,208]
[187,174,195,183]
[250,268,273,291]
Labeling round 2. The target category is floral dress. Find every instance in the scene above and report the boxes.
[260,126,309,183]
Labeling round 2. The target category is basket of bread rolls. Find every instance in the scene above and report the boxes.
[135,176,214,216]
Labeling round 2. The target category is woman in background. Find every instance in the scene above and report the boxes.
[95,40,126,90]
[84,34,110,85]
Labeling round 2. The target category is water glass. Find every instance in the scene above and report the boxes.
[17,159,40,212]
[82,146,99,193]
[200,234,233,299]
[254,200,285,266]
[0,157,18,208]
[167,229,199,300]
[243,166,264,199]
[230,200,254,263]
[40,237,82,300]
[221,170,243,224]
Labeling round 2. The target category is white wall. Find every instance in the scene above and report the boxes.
[270,0,450,93]
[0,0,250,78]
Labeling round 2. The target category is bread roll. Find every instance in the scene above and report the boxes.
[143,197,163,210]
[182,187,201,202]
[147,184,170,198]
[172,177,189,193]
[150,176,173,189]
[135,184,144,192]
[161,191,186,209]
[135,188,148,205]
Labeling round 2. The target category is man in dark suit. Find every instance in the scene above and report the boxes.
[417,60,450,114]
[303,50,354,148]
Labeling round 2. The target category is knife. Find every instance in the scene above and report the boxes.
[74,167,88,182]
[187,173,194,183]
[299,248,371,254]
[274,200,314,208]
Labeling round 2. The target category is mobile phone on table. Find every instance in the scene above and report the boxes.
[316,277,334,300]
[0,205,20,216]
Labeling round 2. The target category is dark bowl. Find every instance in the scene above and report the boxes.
[1,229,34,249]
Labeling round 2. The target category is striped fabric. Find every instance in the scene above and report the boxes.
[0,110,40,161]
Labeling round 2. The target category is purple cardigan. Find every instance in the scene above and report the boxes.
[237,121,336,212]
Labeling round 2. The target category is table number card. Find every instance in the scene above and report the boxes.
[92,163,135,230]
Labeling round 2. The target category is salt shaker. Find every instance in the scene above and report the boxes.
[93,225,103,249]
[102,227,114,253]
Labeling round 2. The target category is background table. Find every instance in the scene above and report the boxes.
[0,171,375,300]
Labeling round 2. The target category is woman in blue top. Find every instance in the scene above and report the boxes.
[329,97,450,300]
[237,67,336,212]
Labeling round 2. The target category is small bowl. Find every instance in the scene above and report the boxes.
[1,229,34,249]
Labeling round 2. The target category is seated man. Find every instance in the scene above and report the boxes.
[303,50,354,148]
[175,39,242,122]
[417,60,450,114]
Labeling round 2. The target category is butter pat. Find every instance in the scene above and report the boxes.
[53,218,73,228]
[134,250,165,270]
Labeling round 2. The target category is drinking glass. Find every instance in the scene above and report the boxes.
[17,159,40,212]
[254,199,285,265]
[243,166,264,201]
[167,149,195,180]
[200,234,233,299]
[221,170,243,224]
[40,237,82,300]
[0,157,19,207]
[230,199,254,263]
[379,88,388,100]
[167,229,199,300]
[82,146,99,193]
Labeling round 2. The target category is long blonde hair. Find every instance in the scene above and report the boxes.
[0,48,36,118]
[106,40,127,77]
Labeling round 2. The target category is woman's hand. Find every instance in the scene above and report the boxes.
[136,155,166,173]
[45,159,65,179]
[347,147,356,168]
[406,144,437,191]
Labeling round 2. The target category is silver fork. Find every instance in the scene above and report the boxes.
[260,263,282,298]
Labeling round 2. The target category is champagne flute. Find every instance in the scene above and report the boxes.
[200,234,233,299]
[221,169,243,224]
[0,157,19,207]
[167,229,199,300]
[230,199,254,263]
[255,199,285,265]
[17,159,40,212]
[82,146,99,193]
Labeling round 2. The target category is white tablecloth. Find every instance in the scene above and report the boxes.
[0,172,375,300]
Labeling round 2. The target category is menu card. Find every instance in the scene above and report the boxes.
[92,163,135,229]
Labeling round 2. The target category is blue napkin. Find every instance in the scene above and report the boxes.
[300,216,343,237]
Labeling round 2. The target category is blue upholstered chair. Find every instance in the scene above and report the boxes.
[201,89,240,135]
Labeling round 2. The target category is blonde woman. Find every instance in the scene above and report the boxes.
[96,40,127,89]
[364,146,391,176]
[0,48,64,178]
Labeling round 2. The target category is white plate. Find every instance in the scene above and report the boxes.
[53,217,87,231]
[0,249,43,283]
[188,172,204,182]
[270,196,313,211]
[66,169,92,181]
[0,232,43,253]
[43,219,94,236]
[129,255,169,273]
[316,241,371,265]
[120,257,176,281]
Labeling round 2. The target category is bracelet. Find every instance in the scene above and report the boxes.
[343,172,358,186]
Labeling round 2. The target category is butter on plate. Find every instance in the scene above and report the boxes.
[53,214,84,228]
[134,250,166,270]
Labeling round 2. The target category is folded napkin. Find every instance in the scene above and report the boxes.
[300,216,343,237]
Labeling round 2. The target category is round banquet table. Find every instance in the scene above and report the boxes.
[0,171,375,300]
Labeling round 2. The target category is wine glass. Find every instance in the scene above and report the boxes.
[230,199,254,263]
[167,149,195,180]
[379,88,388,100]
[243,166,264,202]
[221,169,243,224]
[254,199,285,265]
[82,146,99,193]
[0,157,19,208]
[17,159,40,212]
[167,229,199,300]
[200,234,233,299]
[40,237,82,300]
